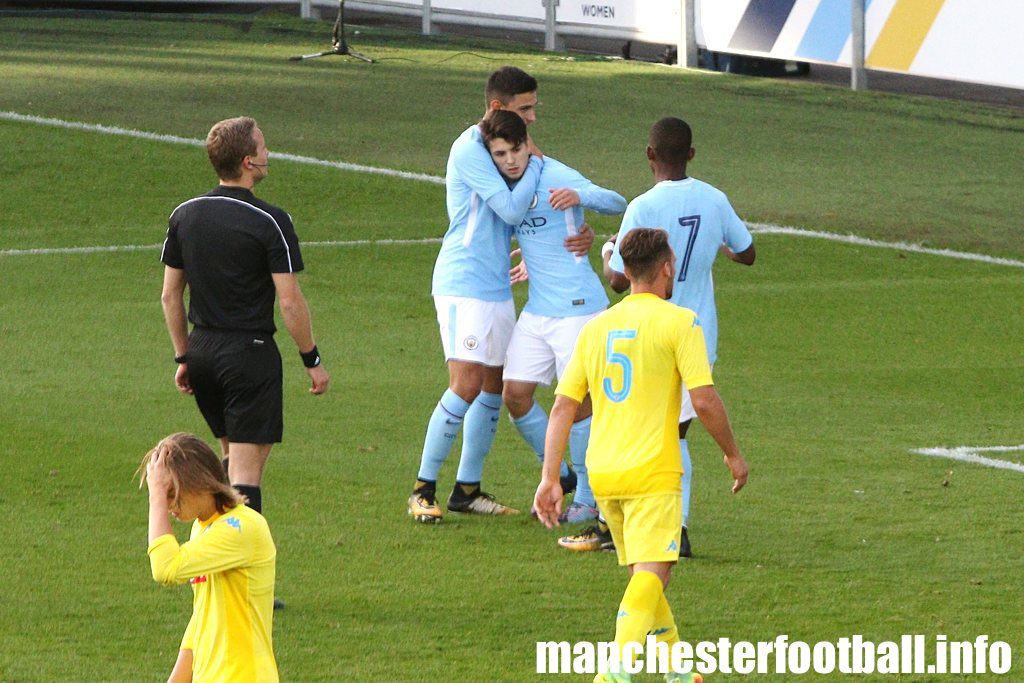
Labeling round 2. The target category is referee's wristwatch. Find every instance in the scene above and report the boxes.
[174,353,187,364]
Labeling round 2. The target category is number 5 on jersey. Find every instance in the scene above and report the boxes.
[603,329,637,403]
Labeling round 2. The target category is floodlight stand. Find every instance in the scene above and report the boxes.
[289,0,374,63]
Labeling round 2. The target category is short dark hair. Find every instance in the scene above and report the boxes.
[206,116,257,180]
[480,109,528,148]
[485,66,537,107]
[619,228,673,283]
[649,117,693,165]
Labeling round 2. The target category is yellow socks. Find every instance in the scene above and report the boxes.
[614,570,664,666]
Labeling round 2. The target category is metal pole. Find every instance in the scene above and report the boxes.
[544,0,562,52]
[422,0,434,35]
[851,0,867,90]
[678,0,698,67]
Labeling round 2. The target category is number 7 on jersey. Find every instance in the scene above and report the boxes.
[603,329,637,403]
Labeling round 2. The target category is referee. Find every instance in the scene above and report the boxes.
[160,116,329,519]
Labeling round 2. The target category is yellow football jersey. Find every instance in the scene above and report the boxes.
[149,504,278,683]
[557,292,713,497]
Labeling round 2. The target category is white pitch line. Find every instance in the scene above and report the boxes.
[911,445,1024,474]
[3,110,1024,269]
[0,238,443,257]
[748,224,1024,270]
[0,111,445,186]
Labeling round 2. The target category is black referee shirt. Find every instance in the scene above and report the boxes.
[161,185,305,333]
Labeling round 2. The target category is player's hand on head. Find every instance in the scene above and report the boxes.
[564,223,594,256]
[548,188,580,210]
[146,445,174,496]
[174,364,193,395]
[308,365,329,395]
[726,453,748,493]
[509,248,529,284]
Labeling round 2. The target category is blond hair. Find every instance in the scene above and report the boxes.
[205,116,257,180]
[137,433,243,513]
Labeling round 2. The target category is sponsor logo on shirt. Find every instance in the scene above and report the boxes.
[226,517,241,531]
[190,575,208,585]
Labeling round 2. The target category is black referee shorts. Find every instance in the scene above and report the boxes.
[187,328,284,444]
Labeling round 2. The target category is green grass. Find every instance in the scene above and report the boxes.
[1,11,1023,682]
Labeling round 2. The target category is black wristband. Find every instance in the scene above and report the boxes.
[174,354,187,364]
[300,345,321,368]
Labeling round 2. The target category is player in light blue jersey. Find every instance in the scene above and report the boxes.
[409,67,593,524]
[481,110,627,525]
[561,116,755,556]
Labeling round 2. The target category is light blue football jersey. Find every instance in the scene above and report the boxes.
[516,157,626,317]
[609,178,752,364]
[432,124,544,301]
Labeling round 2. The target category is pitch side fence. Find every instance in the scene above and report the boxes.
[65,0,1024,92]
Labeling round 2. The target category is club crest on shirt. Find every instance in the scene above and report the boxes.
[463,336,479,351]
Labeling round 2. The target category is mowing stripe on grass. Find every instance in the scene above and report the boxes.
[0,111,445,186]
[911,445,1024,474]
[3,110,1024,271]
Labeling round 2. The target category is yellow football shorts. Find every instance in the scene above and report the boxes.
[597,492,682,566]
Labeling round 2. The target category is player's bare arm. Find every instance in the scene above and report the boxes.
[272,272,330,395]
[601,235,630,293]
[720,242,756,265]
[689,385,749,493]
[167,649,193,683]
[160,266,193,394]
[534,393,580,527]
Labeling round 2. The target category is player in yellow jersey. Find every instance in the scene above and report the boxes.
[140,433,278,683]
[534,228,748,683]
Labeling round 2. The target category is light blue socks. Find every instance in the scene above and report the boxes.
[569,416,594,506]
[417,389,471,481]
[680,438,692,527]
[456,391,503,483]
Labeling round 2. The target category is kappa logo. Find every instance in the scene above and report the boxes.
[616,610,630,619]
[463,336,479,351]
[667,539,678,552]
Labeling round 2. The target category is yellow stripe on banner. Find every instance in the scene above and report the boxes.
[867,0,946,71]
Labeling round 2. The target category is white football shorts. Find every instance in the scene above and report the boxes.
[679,362,713,422]
[504,310,603,385]
[434,295,516,367]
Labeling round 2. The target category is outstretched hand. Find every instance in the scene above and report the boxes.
[174,364,193,395]
[509,248,529,284]
[548,188,580,211]
[533,479,563,529]
[564,223,594,257]
[308,365,330,395]
[726,453,749,493]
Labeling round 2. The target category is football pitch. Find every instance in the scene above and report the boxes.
[1,11,1022,682]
